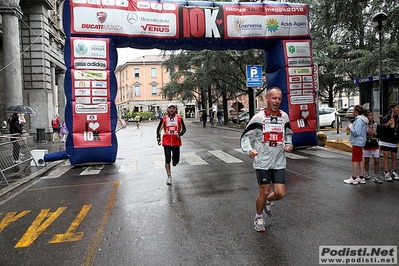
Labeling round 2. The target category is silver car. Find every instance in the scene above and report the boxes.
[319,107,340,128]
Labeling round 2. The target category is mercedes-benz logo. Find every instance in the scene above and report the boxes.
[127,12,138,24]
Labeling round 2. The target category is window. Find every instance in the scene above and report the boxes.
[151,68,157,78]
[151,85,157,95]
[134,68,140,78]
[134,86,140,96]
[126,70,128,81]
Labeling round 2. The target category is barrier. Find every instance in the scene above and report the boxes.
[0,134,38,186]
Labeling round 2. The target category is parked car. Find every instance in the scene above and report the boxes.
[337,107,349,117]
[230,111,249,124]
[345,106,355,119]
[319,107,340,128]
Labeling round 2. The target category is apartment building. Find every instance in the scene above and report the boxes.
[115,54,196,119]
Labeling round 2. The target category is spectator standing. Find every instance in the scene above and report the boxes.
[363,111,382,183]
[9,113,23,162]
[344,105,368,185]
[210,110,215,127]
[201,111,207,128]
[240,87,293,232]
[217,110,223,125]
[60,120,67,142]
[51,114,61,143]
[377,102,399,182]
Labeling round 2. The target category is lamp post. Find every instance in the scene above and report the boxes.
[143,56,146,111]
[372,12,387,117]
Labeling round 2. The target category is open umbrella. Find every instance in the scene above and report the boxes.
[6,104,36,114]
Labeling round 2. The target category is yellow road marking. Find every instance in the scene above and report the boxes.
[15,207,66,248]
[0,210,31,234]
[26,181,117,191]
[49,204,92,243]
[82,181,120,266]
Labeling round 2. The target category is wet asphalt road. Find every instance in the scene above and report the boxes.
[0,120,398,266]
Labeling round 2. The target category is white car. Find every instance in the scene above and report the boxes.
[319,107,340,128]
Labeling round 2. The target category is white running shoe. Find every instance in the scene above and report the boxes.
[384,172,392,182]
[254,217,265,232]
[166,176,172,185]
[391,171,399,180]
[356,177,366,184]
[372,176,383,184]
[344,177,358,185]
[264,201,273,217]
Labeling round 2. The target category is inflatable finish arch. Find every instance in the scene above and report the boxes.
[44,0,317,165]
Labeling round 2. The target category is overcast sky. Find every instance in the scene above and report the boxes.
[116,48,161,67]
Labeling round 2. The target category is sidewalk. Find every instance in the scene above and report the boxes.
[0,139,67,197]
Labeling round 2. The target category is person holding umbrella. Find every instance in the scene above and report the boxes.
[8,113,24,162]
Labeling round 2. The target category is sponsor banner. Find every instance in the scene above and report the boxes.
[68,2,309,39]
[75,88,91,96]
[72,103,112,147]
[75,80,91,88]
[74,59,107,69]
[72,38,107,59]
[92,97,108,103]
[73,69,108,80]
[285,41,311,57]
[288,101,317,133]
[92,80,107,88]
[76,97,91,104]
[75,103,108,113]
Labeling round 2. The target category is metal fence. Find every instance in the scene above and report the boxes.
[0,134,38,186]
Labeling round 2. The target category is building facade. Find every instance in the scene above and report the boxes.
[0,0,66,134]
[115,54,196,119]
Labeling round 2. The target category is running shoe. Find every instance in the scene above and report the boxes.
[363,172,370,179]
[356,177,366,184]
[172,161,177,166]
[264,201,273,217]
[254,217,265,232]
[372,176,383,184]
[344,177,358,185]
[384,172,392,182]
[166,176,172,185]
[391,171,399,180]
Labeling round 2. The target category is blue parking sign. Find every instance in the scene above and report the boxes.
[246,65,262,87]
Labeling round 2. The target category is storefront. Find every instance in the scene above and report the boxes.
[355,73,399,118]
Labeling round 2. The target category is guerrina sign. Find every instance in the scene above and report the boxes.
[44,0,317,165]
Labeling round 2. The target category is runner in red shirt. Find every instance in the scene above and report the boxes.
[156,103,187,185]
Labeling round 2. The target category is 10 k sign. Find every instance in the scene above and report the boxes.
[246,65,262,87]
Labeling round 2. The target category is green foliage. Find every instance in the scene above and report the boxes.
[131,112,153,120]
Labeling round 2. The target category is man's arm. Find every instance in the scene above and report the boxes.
[156,119,163,140]
[179,119,187,137]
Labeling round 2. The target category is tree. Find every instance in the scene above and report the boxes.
[161,49,264,124]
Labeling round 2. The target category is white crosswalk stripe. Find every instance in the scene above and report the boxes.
[183,152,208,165]
[119,157,138,172]
[80,165,104,175]
[153,154,165,168]
[285,153,308,159]
[236,148,308,160]
[209,150,243,163]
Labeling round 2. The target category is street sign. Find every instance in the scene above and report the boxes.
[246,65,263,87]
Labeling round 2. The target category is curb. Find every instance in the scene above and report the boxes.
[0,160,65,199]
[325,140,352,152]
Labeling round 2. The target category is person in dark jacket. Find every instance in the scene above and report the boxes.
[377,103,399,182]
[9,113,23,162]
